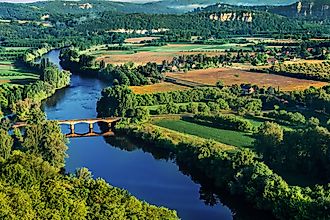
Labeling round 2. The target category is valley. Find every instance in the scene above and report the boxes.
[0,1,329,220]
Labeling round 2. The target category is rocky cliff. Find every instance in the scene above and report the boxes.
[209,11,253,22]
[269,0,330,20]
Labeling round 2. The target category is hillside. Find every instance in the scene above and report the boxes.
[160,0,297,12]
[268,0,330,20]
[0,3,42,20]
[200,0,330,20]
[0,0,179,20]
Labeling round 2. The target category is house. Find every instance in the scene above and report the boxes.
[241,85,255,95]
[170,66,179,72]
[267,58,278,65]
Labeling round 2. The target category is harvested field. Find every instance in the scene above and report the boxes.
[125,37,160,43]
[283,59,325,65]
[89,43,249,65]
[130,82,189,94]
[96,51,223,65]
[0,79,9,84]
[166,68,328,91]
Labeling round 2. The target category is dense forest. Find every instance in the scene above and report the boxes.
[0,112,178,219]
[1,4,330,50]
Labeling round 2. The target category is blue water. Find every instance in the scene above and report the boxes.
[42,50,233,220]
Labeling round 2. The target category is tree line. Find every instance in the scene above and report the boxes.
[0,109,178,219]
[0,49,70,118]
[267,62,330,82]
[117,121,330,220]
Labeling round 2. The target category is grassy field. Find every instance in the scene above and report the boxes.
[153,119,255,148]
[166,68,328,91]
[125,37,160,43]
[0,62,39,85]
[130,82,189,94]
[85,42,251,65]
[3,47,30,51]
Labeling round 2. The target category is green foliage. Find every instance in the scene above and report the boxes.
[97,85,137,117]
[284,86,330,114]
[0,129,13,160]
[121,123,330,220]
[269,62,330,82]
[12,99,45,123]
[0,151,178,219]
[195,113,255,132]
[22,121,68,169]
[265,109,306,126]
[216,80,224,88]
[132,107,150,123]
[255,122,330,181]
[255,122,284,163]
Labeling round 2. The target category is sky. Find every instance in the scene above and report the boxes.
[0,0,42,2]
[0,0,156,2]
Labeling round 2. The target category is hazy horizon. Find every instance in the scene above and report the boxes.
[0,0,157,3]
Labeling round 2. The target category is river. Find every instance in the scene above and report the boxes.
[41,50,243,220]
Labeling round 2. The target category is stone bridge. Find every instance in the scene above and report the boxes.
[13,117,121,138]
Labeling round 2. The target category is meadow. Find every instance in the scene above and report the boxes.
[153,119,255,148]
[0,62,39,85]
[86,42,252,65]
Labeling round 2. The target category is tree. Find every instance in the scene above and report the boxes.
[75,167,93,180]
[216,80,224,89]
[22,121,67,168]
[0,129,13,160]
[308,117,320,127]
[99,60,106,69]
[97,86,137,117]
[79,54,95,68]
[255,122,284,163]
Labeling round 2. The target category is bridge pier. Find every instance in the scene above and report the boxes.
[13,117,121,138]
[70,123,75,134]
[89,123,94,133]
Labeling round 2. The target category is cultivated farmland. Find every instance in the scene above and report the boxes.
[166,68,328,91]
[130,82,189,94]
[0,62,39,85]
[153,119,255,148]
[87,43,250,65]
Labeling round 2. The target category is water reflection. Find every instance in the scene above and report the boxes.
[104,135,276,220]
[41,49,271,220]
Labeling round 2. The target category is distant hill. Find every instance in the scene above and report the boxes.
[0,0,328,21]
[160,0,297,12]
[199,0,330,21]
[0,0,179,20]
[268,0,330,20]
[31,0,178,14]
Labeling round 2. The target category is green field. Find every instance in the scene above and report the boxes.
[4,47,30,51]
[84,42,252,56]
[153,119,255,148]
[0,62,39,84]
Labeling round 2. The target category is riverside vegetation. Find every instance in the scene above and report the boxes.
[0,50,178,218]
[1,0,330,219]
[97,84,330,220]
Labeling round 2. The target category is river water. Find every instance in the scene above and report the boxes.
[41,50,236,220]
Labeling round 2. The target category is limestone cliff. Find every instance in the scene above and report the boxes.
[209,12,253,22]
[270,0,330,19]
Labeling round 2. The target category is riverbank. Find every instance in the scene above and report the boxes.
[40,49,238,220]
[115,122,330,220]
